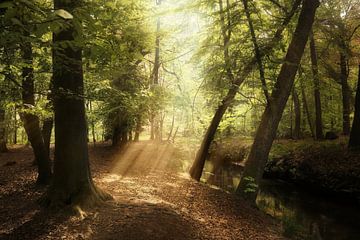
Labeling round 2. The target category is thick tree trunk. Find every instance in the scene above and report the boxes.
[310,32,324,140]
[21,42,52,184]
[340,49,351,135]
[0,108,7,152]
[236,0,319,203]
[189,0,301,181]
[349,64,360,151]
[292,88,301,139]
[44,0,111,207]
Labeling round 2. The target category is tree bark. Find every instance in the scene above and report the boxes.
[309,32,324,140]
[242,0,270,103]
[167,111,175,142]
[190,0,234,180]
[13,109,17,144]
[151,0,162,141]
[21,41,52,184]
[42,88,54,160]
[0,108,7,152]
[44,0,111,207]
[340,47,351,135]
[349,64,360,151]
[134,117,142,142]
[189,0,301,181]
[299,76,315,139]
[292,87,301,139]
[42,118,53,158]
[236,0,319,203]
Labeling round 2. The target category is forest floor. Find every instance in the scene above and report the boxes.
[0,142,284,240]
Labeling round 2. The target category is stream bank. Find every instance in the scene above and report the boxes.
[206,138,360,200]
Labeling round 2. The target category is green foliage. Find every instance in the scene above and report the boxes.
[242,176,258,193]
[281,214,306,239]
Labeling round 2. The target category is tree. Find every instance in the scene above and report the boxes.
[150,0,162,141]
[0,107,7,152]
[299,74,315,138]
[309,30,324,140]
[349,64,360,151]
[292,87,301,139]
[44,0,111,207]
[21,39,52,184]
[236,0,320,203]
[339,40,351,135]
[189,0,301,181]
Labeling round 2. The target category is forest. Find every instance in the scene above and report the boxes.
[0,0,360,239]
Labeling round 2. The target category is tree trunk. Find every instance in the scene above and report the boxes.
[340,48,351,135]
[189,0,301,181]
[172,126,179,143]
[150,114,155,140]
[236,0,319,203]
[42,82,54,160]
[21,41,52,184]
[349,64,360,151]
[242,0,270,103]
[151,0,162,141]
[13,109,17,144]
[42,118,53,159]
[292,88,301,139]
[89,101,96,144]
[190,0,234,180]
[310,32,324,140]
[44,0,111,207]
[134,118,141,142]
[167,111,175,142]
[0,108,7,152]
[299,76,315,139]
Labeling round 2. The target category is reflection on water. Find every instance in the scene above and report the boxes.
[205,164,360,240]
[257,180,360,240]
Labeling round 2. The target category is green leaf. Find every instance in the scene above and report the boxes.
[55,9,73,20]
[10,18,23,26]
[0,1,13,9]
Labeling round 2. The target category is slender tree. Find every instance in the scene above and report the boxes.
[292,87,301,139]
[236,0,320,203]
[339,40,351,135]
[299,71,315,139]
[0,107,7,152]
[150,0,162,141]
[189,0,301,181]
[242,0,270,103]
[309,31,324,139]
[349,64,360,151]
[21,39,52,184]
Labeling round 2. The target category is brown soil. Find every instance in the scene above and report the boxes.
[0,142,284,240]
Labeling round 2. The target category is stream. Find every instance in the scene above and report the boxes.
[257,180,360,240]
[206,164,360,240]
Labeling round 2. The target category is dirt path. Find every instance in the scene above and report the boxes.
[0,142,284,240]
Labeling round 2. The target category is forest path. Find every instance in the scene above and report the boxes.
[0,142,283,240]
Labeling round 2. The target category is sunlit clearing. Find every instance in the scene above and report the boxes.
[110,141,176,177]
